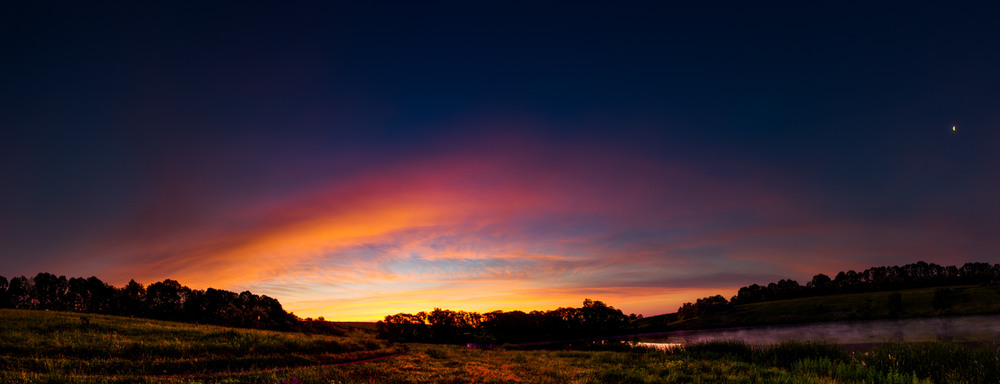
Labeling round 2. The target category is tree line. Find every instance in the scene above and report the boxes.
[378,299,641,345]
[0,273,304,332]
[677,261,1000,320]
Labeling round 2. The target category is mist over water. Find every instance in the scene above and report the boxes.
[637,315,1000,347]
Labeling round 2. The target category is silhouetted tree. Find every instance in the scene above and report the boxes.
[425,308,481,343]
[116,279,146,316]
[776,279,803,298]
[807,274,833,293]
[199,287,238,324]
[0,273,305,333]
[959,262,991,283]
[32,273,68,310]
[145,279,186,320]
[579,299,630,333]
[182,289,205,322]
[65,277,89,312]
[677,295,729,320]
[256,294,296,330]
[8,276,34,309]
[83,276,115,313]
[728,261,1000,307]
[379,312,430,342]
[480,310,540,342]
[0,276,10,308]
[379,299,637,344]
[732,284,766,304]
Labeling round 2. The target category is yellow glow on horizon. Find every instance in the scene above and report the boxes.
[285,285,735,322]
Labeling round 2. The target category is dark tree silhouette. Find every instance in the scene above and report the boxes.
[0,274,303,333]
[84,276,116,314]
[0,276,9,308]
[7,276,34,309]
[379,312,431,342]
[677,295,729,320]
[64,277,85,312]
[378,299,635,344]
[724,261,1000,308]
[807,273,833,294]
[32,273,67,310]
[145,279,186,320]
[117,279,146,316]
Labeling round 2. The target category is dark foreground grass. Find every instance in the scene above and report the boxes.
[662,339,1000,384]
[3,309,997,383]
[231,343,846,384]
[298,342,927,384]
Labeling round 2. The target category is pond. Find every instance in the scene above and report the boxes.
[634,314,1000,348]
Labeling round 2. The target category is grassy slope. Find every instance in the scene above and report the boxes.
[0,309,399,383]
[636,285,1000,332]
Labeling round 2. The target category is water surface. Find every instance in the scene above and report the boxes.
[636,315,1000,347]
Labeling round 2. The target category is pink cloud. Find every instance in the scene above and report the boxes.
[27,126,998,320]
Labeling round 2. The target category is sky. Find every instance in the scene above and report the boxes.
[2,2,999,321]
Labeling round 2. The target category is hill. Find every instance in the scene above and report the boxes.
[636,285,1000,332]
[0,309,400,383]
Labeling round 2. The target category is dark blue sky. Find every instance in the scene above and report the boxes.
[2,1,998,319]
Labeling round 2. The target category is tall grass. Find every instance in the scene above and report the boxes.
[861,342,1000,383]
[792,358,929,384]
[667,339,998,384]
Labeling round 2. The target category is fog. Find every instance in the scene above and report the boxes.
[637,315,1000,347]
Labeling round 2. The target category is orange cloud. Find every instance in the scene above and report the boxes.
[39,130,996,321]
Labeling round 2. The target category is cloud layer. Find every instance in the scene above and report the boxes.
[6,125,994,321]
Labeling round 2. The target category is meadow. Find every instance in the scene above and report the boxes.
[3,309,999,383]
[0,309,398,383]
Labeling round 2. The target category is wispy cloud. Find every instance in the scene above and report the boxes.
[17,127,998,320]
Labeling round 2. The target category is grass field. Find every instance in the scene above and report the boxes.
[3,308,998,383]
[310,341,997,384]
[0,309,399,383]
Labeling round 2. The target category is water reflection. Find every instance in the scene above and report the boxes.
[636,315,1000,346]
[634,341,682,350]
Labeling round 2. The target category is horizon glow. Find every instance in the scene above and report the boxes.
[7,134,993,321]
